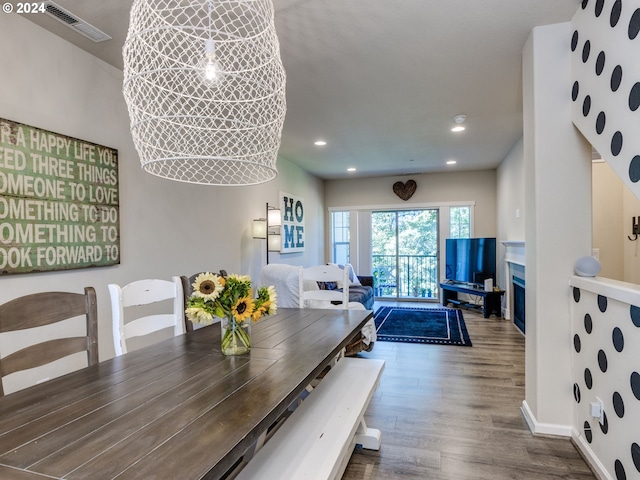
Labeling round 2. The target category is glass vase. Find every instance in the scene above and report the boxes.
[220,316,251,355]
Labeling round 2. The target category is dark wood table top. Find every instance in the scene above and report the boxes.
[0,307,372,480]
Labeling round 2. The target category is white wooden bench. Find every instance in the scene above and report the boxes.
[235,357,385,480]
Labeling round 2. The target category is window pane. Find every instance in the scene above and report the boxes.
[331,211,350,263]
[450,206,470,239]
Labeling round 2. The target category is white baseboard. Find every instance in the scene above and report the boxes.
[571,427,612,480]
[520,400,572,437]
[521,402,610,480]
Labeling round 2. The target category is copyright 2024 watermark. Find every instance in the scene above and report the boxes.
[3,3,47,14]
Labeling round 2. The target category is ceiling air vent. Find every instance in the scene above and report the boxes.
[42,1,112,43]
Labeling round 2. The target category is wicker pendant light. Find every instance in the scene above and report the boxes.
[122,0,286,185]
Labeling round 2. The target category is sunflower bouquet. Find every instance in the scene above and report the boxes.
[186,272,277,354]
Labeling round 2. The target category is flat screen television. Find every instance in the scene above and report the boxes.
[445,237,497,286]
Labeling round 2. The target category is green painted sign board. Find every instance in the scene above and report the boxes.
[0,118,120,274]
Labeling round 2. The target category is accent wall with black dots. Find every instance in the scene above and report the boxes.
[571,0,640,199]
[571,284,640,479]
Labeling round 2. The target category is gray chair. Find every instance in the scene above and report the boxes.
[0,287,98,396]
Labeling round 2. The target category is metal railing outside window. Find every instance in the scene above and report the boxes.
[372,253,439,299]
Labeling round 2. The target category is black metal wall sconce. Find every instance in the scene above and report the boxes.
[628,216,640,241]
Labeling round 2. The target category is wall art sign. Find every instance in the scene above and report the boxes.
[279,191,304,253]
[0,118,120,274]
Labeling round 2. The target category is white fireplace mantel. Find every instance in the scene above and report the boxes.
[502,240,525,267]
[502,241,525,322]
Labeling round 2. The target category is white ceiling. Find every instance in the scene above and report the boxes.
[23,0,580,180]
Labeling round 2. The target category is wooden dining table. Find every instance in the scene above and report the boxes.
[0,307,373,480]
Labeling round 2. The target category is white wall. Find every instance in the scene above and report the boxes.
[0,13,325,371]
[325,171,497,279]
[592,161,625,280]
[496,137,525,290]
[522,22,592,434]
[325,171,497,238]
[622,186,640,284]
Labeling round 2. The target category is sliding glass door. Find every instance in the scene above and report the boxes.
[371,209,439,300]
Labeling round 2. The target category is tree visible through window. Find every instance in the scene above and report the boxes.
[331,211,350,264]
[450,206,470,238]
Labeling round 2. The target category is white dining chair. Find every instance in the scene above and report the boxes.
[298,265,364,310]
[108,277,185,356]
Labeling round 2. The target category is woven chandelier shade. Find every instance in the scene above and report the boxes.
[122,0,286,185]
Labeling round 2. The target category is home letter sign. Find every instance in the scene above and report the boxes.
[280,192,304,253]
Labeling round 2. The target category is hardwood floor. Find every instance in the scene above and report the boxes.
[343,302,596,480]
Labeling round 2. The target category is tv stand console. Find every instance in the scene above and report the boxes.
[440,282,504,318]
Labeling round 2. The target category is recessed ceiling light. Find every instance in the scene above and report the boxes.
[446,160,457,165]
[314,140,327,146]
[347,167,356,172]
[451,114,466,132]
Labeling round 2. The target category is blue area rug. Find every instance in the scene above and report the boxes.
[374,307,472,346]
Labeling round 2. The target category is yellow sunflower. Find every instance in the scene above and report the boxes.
[185,307,214,325]
[267,286,278,314]
[228,274,251,283]
[252,303,268,322]
[191,272,224,300]
[232,296,255,322]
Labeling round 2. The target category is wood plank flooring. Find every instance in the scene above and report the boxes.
[343,303,596,480]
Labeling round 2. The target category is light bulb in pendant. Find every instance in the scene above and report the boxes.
[202,38,222,85]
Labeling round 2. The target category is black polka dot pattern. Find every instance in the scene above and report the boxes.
[612,327,624,352]
[585,368,593,389]
[599,411,608,434]
[629,9,640,39]
[632,372,640,400]
[584,421,593,443]
[598,295,608,312]
[630,157,640,183]
[630,83,640,111]
[582,40,591,63]
[595,51,605,75]
[611,132,623,156]
[571,5,640,473]
[613,391,625,418]
[583,96,591,116]
[631,305,640,327]
[571,288,640,477]
[595,0,604,17]
[585,313,593,333]
[598,349,608,372]
[615,459,627,480]
[611,65,623,92]
[632,443,640,473]
[572,2,640,188]
[611,0,622,27]
[596,111,606,134]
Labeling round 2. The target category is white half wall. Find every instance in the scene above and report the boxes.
[522,22,592,432]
